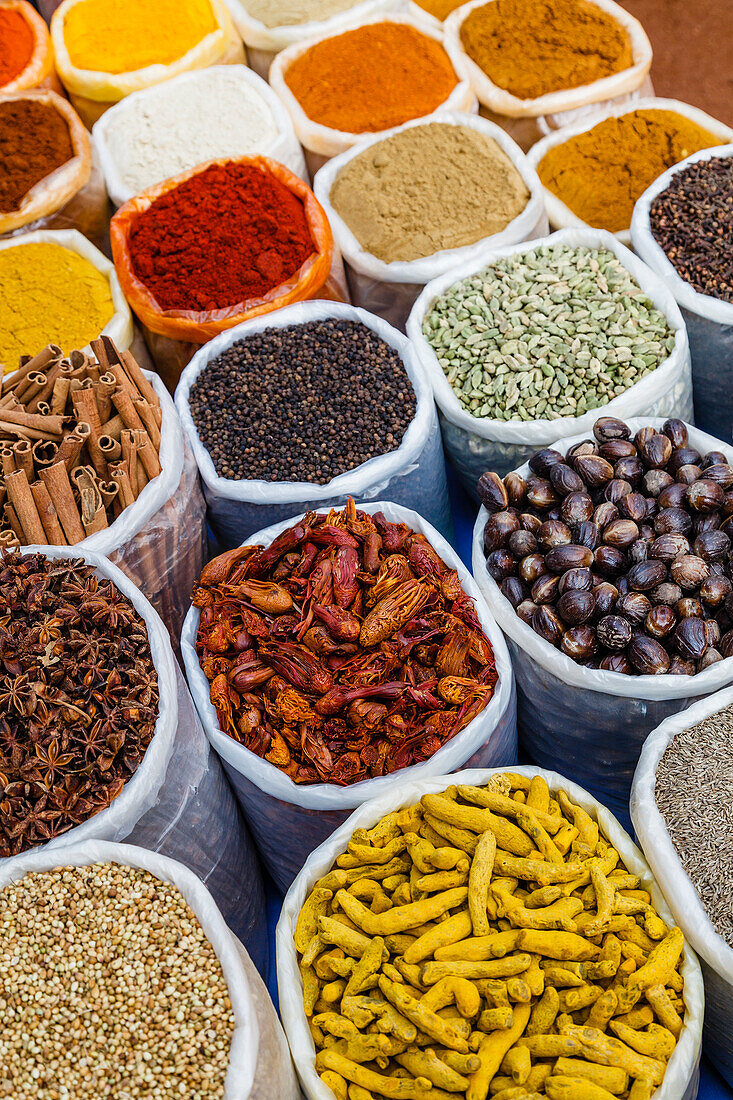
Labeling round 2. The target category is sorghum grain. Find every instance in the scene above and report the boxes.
[188,320,416,483]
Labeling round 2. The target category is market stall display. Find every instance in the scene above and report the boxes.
[0,0,59,93]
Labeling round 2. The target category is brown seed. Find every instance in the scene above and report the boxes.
[699,647,723,669]
[561,492,594,525]
[557,589,596,625]
[594,545,626,577]
[486,549,516,581]
[576,520,601,551]
[619,492,648,523]
[705,619,722,648]
[500,576,526,608]
[529,448,565,476]
[478,471,509,512]
[532,574,560,604]
[545,545,594,574]
[654,507,693,536]
[593,582,619,616]
[614,456,644,484]
[669,446,702,471]
[675,463,702,485]
[504,472,528,506]
[694,530,730,562]
[640,433,673,468]
[532,605,563,645]
[599,439,637,461]
[573,454,614,487]
[628,560,667,591]
[561,625,597,660]
[700,574,732,607]
[519,553,546,584]
[702,451,729,469]
[483,511,521,552]
[615,591,652,624]
[658,482,689,509]
[537,519,572,549]
[604,478,632,505]
[508,529,537,557]
[628,634,671,675]
[603,519,639,549]
[526,478,558,510]
[549,463,584,496]
[651,582,683,606]
[596,614,632,650]
[645,605,676,638]
[702,463,733,489]
[676,597,704,619]
[593,501,619,529]
[567,440,598,461]
[594,416,632,443]
[599,653,633,673]
[668,655,696,674]
[521,513,543,535]
[516,599,539,625]
[675,617,708,660]
[687,479,725,513]
[644,468,675,497]
[649,533,691,561]
[558,567,594,595]
[662,419,689,449]
[670,554,710,590]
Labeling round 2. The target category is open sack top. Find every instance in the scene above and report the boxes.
[443,0,651,119]
[181,498,514,810]
[0,0,57,94]
[276,763,704,1100]
[471,416,733,702]
[313,110,546,285]
[222,0,394,52]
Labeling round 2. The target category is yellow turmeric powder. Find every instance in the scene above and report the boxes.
[0,242,114,371]
[538,109,724,233]
[62,0,217,74]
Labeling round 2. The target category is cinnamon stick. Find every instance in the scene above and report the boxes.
[120,349,159,407]
[133,397,162,450]
[1,344,61,396]
[14,371,46,404]
[11,439,33,481]
[0,445,15,476]
[99,435,122,463]
[121,431,140,498]
[0,407,63,435]
[30,480,66,545]
[32,440,59,471]
[96,373,117,424]
[3,502,23,541]
[109,461,135,510]
[72,466,108,535]
[0,529,20,550]
[27,357,63,412]
[39,462,85,544]
[134,431,162,480]
[5,469,46,544]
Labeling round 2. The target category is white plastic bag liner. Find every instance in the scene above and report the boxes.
[407,227,693,491]
[471,417,733,816]
[0,228,133,370]
[93,66,308,208]
[0,840,299,1100]
[631,690,733,1085]
[277,763,704,1100]
[223,0,397,79]
[527,99,733,247]
[313,111,548,331]
[269,12,476,175]
[182,500,517,890]
[631,144,733,445]
[4,545,267,969]
[443,0,651,123]
[176,300,452,545]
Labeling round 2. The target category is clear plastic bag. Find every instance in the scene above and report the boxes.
[406,227,693,491]
[313,110,548,331]
[631,143,733,444]
[176,301,452,544]
[277,763,704,1100]
[50,0,246,127]
[181,500,517,890]
[4,546,267,967]
[268,12,477,176]
[631,689,733,1086]
[0,840,299,1100]
[0,0,62,94]
[471,418,733,816]
[93,65,308,209]
[527,99,733,246]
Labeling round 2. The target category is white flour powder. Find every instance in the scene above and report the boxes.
[101,68,281,196]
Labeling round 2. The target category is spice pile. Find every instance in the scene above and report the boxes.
[100,68,281,199]
[0,95,73,213]
[459,0,632,99]
[537,109,724,234]
[0,338,162,548]
[283,23,459,134]
[0,551,159,856]
[188,319,415,484]
[423,244,675,422]
[655,706,733,946]
[649,155,733,303]
[0,241,114,371]
[297,772,687,1100]
[479,415,733,676]
[121,161,316,312]
[193,500,497,785]
[329,122,530,263]
[0,862,234,1099]
[0,4,33,88]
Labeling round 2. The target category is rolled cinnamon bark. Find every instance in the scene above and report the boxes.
[12,439,34,481]
[3,502,23,541]
[39,462,85,544]
[30,480,66,545]
[32,440,59,471]
[109,461,135,510]
[5,469,46,545]
[120,349,159,407]
[1,345,61,396]
[98,435,122,463]
[134,398,162,450]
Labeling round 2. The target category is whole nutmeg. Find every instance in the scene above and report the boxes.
[550,463,584,496]
[529,448,565,476]
[537,519,572,549]
[600,653,633,674]
[687,479,725,513]
[561,492,594,526]
[639,524,656,542]
[670,554,710,590]
[596,614,633,650]
[478,471,509,512]
[558,567,593,595]
[617,576,630,596]
[700,574,732,607]
[663,419,689,449]
[557,589,596,625]
[605,478,632,505]
[593,502,619,529]
[658,483,688,510]
[640,432,673,469]
[505,472,528,506]
[627,560,667,591]
[634,426,658,451]
[486,549,516,581]
[615,592,652,624]
[628,542,648,565]
[603,518,639,549]
[669,446,702,472]
[532,574,560,604]
[594,545,626,577]
[702,463,733,489]
[644,496,659,520]
[650,582,683,606]
[576,521,601,551]
[694,530,730,562]
[521,513,543,535]
[654,507,693,536]
[668,655,695,675]
[675,617,708,660]
[526,478,558,510]
[720,630,733,658]
[614,456,645,485]
[567,440,598,461]
[619,492,648,523]
[573,454,615,488]
[628,634,671,675]
[644,469,674,497]
[593,582,620,617]
[483,511,521,552]
[693,513,721,536]
[722,494,733,519]
[599,439,637,461]
[649,533,690,561]
[594,417,631,443]
[519,553,546,584]
[676,597,704,619]
[532,605,564,645]
[561,625,597,660]
[703,451,730,469]
[500,576,526,608]
[516,599,538,626]
[545,545,594,574]
[675,464,702,486]
[705,619,721,648]
[508,529,538,558]
[645,605,676,638]
[699,648,723,669]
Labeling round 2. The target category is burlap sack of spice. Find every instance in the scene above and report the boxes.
[0,841,300,1099]
[50,0,245,127]
[269,12,477,175]
[176,301,451,546]
[0,91,110,254]
[181,500,517,890]
[527,98,733,247]
[0,0,62,94]
[631,144,733,446]
[470,419,733,818]
[278,763,704,1100]
[4,546,269,970]
[407,227,693,490]
[111,156,347,392]
[632,691,733,1086]
[314,112,548,331]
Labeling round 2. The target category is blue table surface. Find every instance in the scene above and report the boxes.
[261,468,732,1099]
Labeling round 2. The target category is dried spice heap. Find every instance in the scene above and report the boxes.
[194,500,497,785]
[0,552,159,856]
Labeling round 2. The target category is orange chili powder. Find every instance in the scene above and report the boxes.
[284,22,459,134]
[0,8,34,87]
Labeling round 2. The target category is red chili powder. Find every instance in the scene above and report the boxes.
[127,162,316,312]
[0,9,34,87]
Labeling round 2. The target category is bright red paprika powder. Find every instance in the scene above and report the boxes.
[127,161,316,312]
[0,9,34,87]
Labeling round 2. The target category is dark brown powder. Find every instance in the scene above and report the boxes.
[0,98,74,213]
